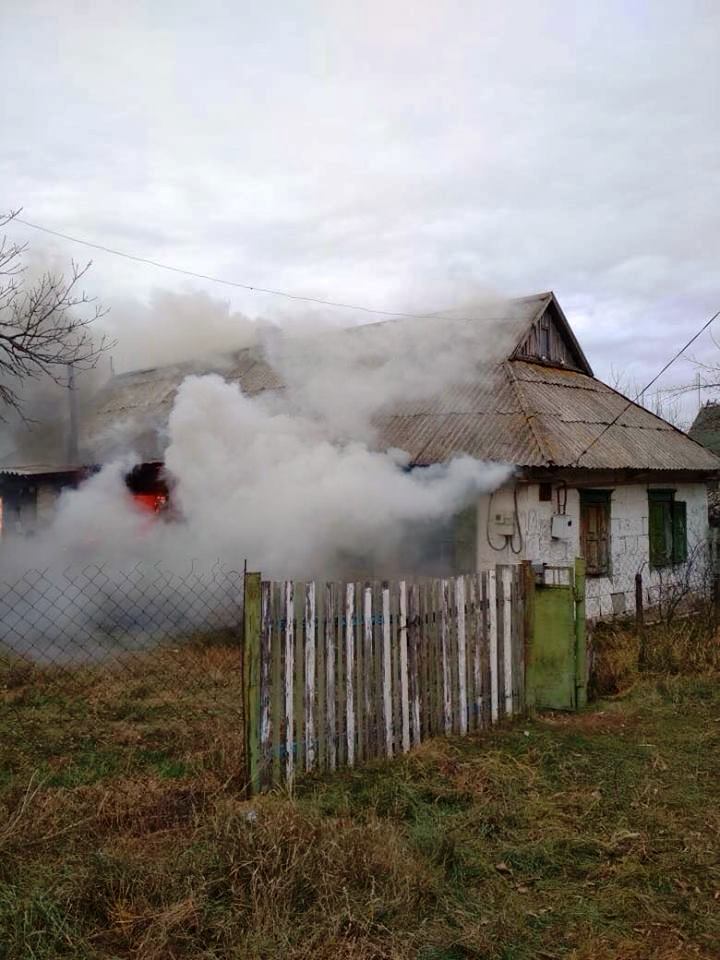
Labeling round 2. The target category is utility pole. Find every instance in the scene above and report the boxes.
[66,363,79,465]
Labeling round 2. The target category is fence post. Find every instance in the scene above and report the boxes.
[243,571,262,796]
[574,558,587,710]
[712,528,720,631]
[635,572,646,668]
[521,561,536,715]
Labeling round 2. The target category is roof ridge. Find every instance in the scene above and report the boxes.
[504,362,555,466]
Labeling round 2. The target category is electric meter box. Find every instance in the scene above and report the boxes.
[551,514,573,539]
[490,511,515,537]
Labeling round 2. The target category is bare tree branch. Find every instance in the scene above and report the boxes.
[0,209,112,418]
[608,364,687,428]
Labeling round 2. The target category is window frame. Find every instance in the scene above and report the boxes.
[579,489,612,578]
[648,489,688,569]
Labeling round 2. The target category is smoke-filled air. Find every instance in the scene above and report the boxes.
[1,290,516,581]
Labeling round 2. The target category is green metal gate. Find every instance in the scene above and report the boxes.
[525,558,586,712]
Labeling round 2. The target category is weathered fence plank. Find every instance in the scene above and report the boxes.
[325,582,337,772]
[496,567,505,719]
[304,581,316,771]
[337,583,347,768]
[503,565,514,717]
[382,582,393,758]
[316,585,326,771]
[271,582,282,784]
[408,583,421,745]
[470,574,480,730]
[294,587,305,775]
[399,581,410,752]
[440,579,452,735]
[283,580,295,787]
[455,576,467,735]
[419,584,428,741]
[390,584,401,755]
[345,582,356,767]
[260,580,273,789]
[363,584,373,760]
[243,572,262,794]
[488,570,499,723]
[468,575,480,731]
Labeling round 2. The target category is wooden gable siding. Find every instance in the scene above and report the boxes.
[513,304,585,371]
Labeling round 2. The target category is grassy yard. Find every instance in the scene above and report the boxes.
[1,659,719,959]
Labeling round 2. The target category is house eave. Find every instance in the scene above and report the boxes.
[515,465,720,486]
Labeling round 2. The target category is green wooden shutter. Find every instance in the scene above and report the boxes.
[672,500,688,564]
[649,498,666,567]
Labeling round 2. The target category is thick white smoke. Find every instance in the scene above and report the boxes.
[0,293,518,660]
[1,292,517,579]
[263,297,513,441]
[164,373,509,577]
[102,289,268,373]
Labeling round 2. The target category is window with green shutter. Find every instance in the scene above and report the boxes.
[648,490,688,568]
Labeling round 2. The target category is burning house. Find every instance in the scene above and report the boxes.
[1,292,718,619]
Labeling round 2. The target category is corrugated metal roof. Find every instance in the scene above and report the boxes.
[81,297,547,459]
[79,292,720,475]
[374,360,720,471]
[378,412,542,466]
[510,362,720,470]
[0,464,82,477]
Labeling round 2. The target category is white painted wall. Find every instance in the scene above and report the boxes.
[476,480,709,619]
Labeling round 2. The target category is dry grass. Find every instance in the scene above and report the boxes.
[590,614,720,697]
[2,645,720,958]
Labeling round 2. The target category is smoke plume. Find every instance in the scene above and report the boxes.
[5,297,514,576]
[0,288,520,658]
[164,373,509,577]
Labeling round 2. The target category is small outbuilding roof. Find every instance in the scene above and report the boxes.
[0,464,83,478]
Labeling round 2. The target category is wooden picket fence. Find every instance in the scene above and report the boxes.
[243,566,530,793]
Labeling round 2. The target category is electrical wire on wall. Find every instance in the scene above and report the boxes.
[485,487,524,554]
[556,481,567,516]
[509,485,524,554]
[485,490,505,552]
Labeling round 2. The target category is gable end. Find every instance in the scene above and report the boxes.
[510,294,593,375]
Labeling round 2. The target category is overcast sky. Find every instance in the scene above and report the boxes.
[3,0,720,424]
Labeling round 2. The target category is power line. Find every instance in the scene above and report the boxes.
[11,216,466,323]
[574,306,720,465]
[14,213,719,439]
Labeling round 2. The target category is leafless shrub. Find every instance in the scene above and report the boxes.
[591,539,720,695]
[649,540,714,628]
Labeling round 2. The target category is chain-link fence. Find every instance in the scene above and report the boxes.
[588,540,720,696]
[1,560,247,792]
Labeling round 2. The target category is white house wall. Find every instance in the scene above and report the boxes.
[476,481,709,619]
